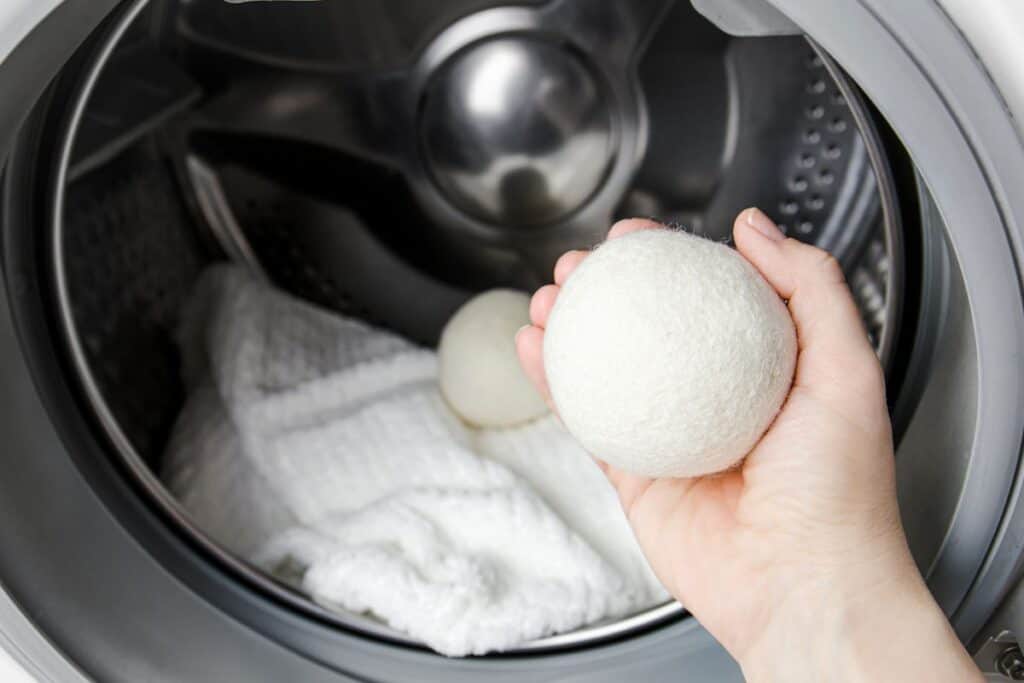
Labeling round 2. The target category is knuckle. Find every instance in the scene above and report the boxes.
[790,249,846,305]
[816,252,845,284]
[788,241,846,287]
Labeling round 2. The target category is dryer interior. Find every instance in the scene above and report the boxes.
[32,0,932,656]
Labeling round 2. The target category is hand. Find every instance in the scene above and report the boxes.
[516,209,982,682]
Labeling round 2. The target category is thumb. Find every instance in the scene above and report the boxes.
[732,208,884,405]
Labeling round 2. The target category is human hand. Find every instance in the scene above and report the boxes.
[516,209,982,682]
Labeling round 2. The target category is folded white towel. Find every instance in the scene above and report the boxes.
[162,265,665,656]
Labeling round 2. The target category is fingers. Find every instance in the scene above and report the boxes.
[529,285,560,328]
[554,251,587,285]
[608,217,663,240]
[555,219,660,285]
[520,217,667,410]
[554,220,662,282]
[732,208,883,396]
[514,324,552,405]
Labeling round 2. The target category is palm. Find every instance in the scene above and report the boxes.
[605,382,892,651]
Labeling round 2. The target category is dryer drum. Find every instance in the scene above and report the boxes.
[15,0,906,656]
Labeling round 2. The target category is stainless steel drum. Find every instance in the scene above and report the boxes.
[47,0,902,654]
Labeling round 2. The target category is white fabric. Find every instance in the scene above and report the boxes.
[544,229,797,478]
[162,265,664,656]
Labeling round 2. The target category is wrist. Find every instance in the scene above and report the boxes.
[737,553,982,683]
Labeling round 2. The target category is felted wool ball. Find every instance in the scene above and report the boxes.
[543,229,797,478]
[439,289,549,428]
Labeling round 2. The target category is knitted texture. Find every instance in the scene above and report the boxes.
[162,265,664,656]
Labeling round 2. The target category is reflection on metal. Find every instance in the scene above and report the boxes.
[186,0,667,277]
[68,47,199,182]
[421,36,616,227]
[850,239,889,350]
[185,155,267,278]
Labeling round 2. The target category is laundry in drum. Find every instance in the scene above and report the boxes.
[163,265,667,656]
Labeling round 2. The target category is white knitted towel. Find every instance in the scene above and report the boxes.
[162,265,665,656]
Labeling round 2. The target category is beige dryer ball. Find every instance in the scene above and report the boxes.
[543,229,797,478]
[439,289,549,428]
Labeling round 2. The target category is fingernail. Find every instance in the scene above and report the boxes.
[515,324,531,342]
[745,208,785,242]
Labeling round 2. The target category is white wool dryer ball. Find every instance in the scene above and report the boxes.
[544,229,797,478]
[439,289,548,428]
